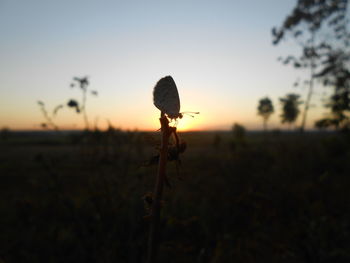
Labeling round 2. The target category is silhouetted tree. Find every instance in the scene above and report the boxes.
[232,123,246,141]
[257,97,274,131]
[280,93,303,129]
[230,123,246,152]
[272,0,349,132]
[316,70,350,130]
[314,47,350,131]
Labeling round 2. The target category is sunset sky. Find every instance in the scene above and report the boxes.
[0,0,331,131]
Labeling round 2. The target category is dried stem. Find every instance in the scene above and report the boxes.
[81,86,89,130]
[147,112,173,263]
[38,102,59,130]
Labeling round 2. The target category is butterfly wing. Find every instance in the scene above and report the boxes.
[153,76,180,118]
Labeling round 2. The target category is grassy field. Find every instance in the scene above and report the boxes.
[0,129,349,263]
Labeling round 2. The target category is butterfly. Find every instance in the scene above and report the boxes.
[153,76,199,120]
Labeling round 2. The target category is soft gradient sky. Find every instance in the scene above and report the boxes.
[0,0,330,131]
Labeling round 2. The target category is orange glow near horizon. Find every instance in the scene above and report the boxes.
[2,100,326,132]
[1,1,328,132]
[172,113,202,132]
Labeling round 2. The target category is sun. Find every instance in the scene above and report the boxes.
[149,111,202,132]
[175,115,199,131]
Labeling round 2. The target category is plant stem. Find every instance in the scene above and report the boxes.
[39,104,59,130]
[147,113,171,263]
[82,87,89,130]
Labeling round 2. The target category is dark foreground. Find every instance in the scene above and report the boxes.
[0,130,349,263]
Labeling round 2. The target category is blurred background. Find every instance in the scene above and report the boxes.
[0,0,324,132]
[1,0,350,262]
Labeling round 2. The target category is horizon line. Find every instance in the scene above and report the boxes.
[1,128,331,133]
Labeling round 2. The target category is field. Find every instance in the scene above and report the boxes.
[0,129,349,263]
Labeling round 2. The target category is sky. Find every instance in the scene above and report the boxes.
[0,0,331,131]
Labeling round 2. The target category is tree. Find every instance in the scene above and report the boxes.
[258,97,274,131]
[230,123,246,152]
[232,123,246,141]
[279,93,303,128]
[315,48,350,130]
[272,0,349,132]
[315,68,350,130]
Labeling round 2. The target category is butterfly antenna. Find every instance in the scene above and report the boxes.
[181,111,200,118]
[184,111,200,114]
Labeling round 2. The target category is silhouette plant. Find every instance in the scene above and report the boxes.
[37,75,97,131]
[37,101,63,130]
[279,93,303,129]
[146,113,178,263]
[257,97,274,131]
[146,76,188,263]
[68,76,98,130]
